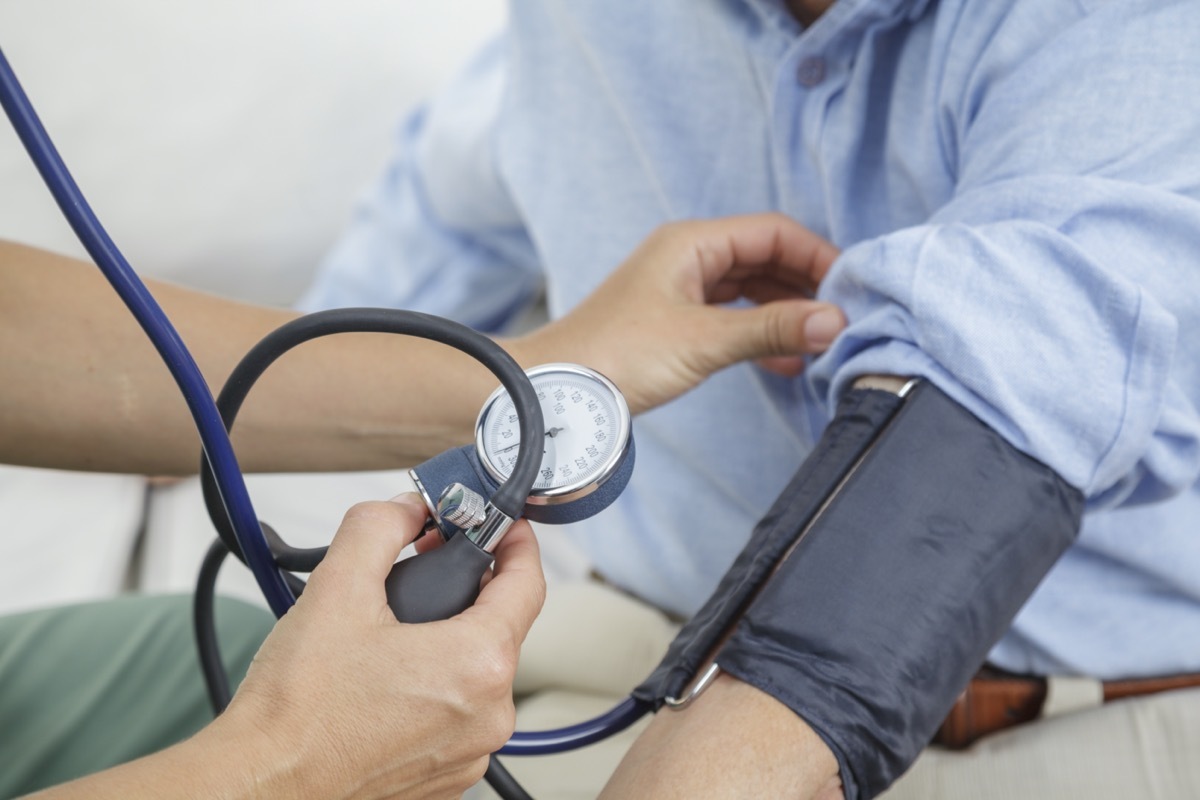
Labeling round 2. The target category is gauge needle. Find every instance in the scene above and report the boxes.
[496,427,566,454]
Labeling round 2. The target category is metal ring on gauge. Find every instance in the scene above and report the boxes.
[475,363,632,506]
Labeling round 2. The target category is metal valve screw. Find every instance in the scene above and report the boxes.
[436,483,488,530]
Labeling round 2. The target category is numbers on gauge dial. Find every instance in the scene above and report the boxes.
[481,374,621,492]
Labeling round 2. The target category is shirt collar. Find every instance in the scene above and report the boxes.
[740,0,935,38]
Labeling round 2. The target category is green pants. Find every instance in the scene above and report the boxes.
[0,594,275,798]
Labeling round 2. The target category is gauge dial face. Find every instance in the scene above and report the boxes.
[476,364,631,503]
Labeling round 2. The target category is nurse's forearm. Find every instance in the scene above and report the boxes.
[0,241,496,474]
[1,214,843,474]
[21,716,294,799]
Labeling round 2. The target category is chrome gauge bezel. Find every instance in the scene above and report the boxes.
[474,363,632,506]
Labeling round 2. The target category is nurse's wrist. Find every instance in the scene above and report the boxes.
[187,707,318,797]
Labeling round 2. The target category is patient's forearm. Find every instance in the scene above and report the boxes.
[0,241,497,474]
[600,675,842,799]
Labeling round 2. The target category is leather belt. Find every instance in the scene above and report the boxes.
[934,666,1200,749]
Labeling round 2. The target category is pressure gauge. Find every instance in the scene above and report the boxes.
[408,363,635,530]
[476,363,632,505]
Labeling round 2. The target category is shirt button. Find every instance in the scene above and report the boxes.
[797,57,826,87]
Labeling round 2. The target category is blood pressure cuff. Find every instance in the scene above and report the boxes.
[632,381,1083,799]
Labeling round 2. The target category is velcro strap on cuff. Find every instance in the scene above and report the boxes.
[632,387,906,705]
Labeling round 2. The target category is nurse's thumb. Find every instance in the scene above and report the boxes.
[720,299,844,379]
[719,300,844,368]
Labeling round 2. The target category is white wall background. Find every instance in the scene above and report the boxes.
[0,1,514,613]
[0,0,505,304]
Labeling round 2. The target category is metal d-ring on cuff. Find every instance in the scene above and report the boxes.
[663,662,723,710]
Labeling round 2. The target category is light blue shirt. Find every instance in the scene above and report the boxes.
[301,0,1200,679]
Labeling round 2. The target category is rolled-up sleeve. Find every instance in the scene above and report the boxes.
[298,36,543,333]
[808,3,1200,508]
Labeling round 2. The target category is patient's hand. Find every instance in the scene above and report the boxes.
[509,213,844,415]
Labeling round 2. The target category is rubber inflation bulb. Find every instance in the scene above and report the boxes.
[385,534,496,623]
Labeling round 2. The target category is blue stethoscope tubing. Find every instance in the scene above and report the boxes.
[0,43,650,758]
[0,46,296,619]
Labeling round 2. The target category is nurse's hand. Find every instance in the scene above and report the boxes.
[29,493,543,800]
[220,492,544,799]
[509,213,844,416]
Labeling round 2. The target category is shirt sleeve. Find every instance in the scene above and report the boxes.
[297,35,543,334]
[807,3,1200,508]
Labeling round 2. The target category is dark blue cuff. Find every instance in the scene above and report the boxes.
[634,382,1082,798]
[717,382,1081,797]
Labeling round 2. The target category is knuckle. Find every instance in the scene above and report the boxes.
[455,645,519,750]
[470,640,519,692]
[765,307,791,353]
[451,641,516,712]
[479,696,518,753]
[437,755,492,798]
[464,755,492,787]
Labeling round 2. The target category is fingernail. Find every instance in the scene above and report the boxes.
[803,307,843,349]
[388,492,426,508]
